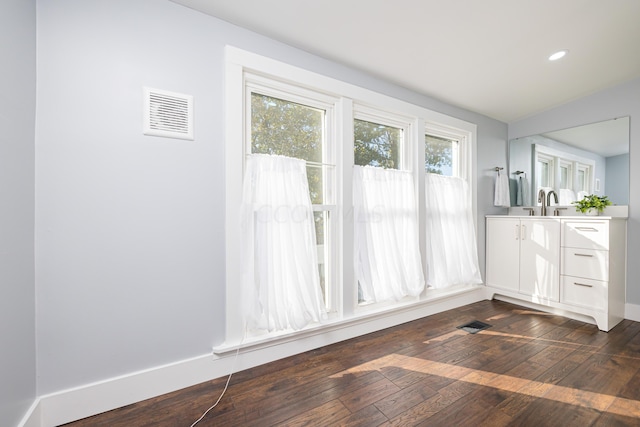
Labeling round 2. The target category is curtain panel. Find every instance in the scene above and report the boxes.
[241,154,327,331]
[424,173,482,288]
[353,165,425,303]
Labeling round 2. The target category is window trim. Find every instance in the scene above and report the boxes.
[222,46,479,350]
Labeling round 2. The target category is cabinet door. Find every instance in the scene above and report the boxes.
[486,218,520,291]
[519,219,560,301]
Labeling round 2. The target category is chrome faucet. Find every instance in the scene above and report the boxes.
[538,189,559,216]
[538,189,547,216]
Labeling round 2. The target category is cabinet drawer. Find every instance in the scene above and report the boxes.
[562,220,608,250]
[561,275,606,311]
[561,247,608,281]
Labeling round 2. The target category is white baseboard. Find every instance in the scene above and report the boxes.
[26,287,486,427]
[36,353,224,427]
[625,303,640,323]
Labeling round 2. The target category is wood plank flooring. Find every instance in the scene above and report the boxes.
[62,300,640,426]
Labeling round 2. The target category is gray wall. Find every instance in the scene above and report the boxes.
[606,153,630,205]
[0,0,37,425]
[35,0,507,395]
[509,77,640,304]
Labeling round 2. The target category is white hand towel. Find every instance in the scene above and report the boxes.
[494,172,511,207]
[559,189,576,205]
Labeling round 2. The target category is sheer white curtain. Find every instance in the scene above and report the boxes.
[354,165,425,303]
[241,154,327,332]
[425,173,482,289]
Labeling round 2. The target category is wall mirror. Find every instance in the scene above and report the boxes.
[508,116,629,207]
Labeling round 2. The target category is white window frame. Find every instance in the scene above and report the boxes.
[222,46,478,350]
[576,163,592,193]
[352,106,418,312]
[558,160,573,190]
[245,75,340,315]
[536,152,555,191]
[422,122,476,292]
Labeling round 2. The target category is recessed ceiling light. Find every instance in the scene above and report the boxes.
[548,50,568,61]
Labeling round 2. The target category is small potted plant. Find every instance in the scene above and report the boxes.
[573,194,612,215]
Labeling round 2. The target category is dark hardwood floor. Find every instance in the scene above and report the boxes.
[62,300,640,426]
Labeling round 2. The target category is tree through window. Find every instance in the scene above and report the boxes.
[425,134,457,176]
[354,119,401,169]
[251,92,325,203]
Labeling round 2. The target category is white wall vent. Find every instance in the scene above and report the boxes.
[143,87,194,140]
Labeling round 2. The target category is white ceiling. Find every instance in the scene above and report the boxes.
[172,0,640,123]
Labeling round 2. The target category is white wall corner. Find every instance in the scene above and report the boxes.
[17,399,41,427]
[625,303,640,323]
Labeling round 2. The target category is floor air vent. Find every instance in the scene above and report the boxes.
[457,320,492,334]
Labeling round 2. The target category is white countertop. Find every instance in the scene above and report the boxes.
[502,205,628,219]
[486,215,624,219]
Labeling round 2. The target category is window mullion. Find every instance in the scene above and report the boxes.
[338,97,354,317]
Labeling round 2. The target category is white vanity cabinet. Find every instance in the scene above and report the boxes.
[486,216,627,331]
[486,217,560,301]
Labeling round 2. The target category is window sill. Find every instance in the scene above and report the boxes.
[212,283,483,355]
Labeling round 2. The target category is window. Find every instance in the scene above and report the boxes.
[223,46,479,349]
[576,163,591,193]
[352,112,417,306]
[247,82,338,313]
[250,93,323,197]
[423,126,479,288]
[536,153,554,189]
[354,119,402,169]
[559,160,572,191]
[425,134,458,176]
[424,121,472,184]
